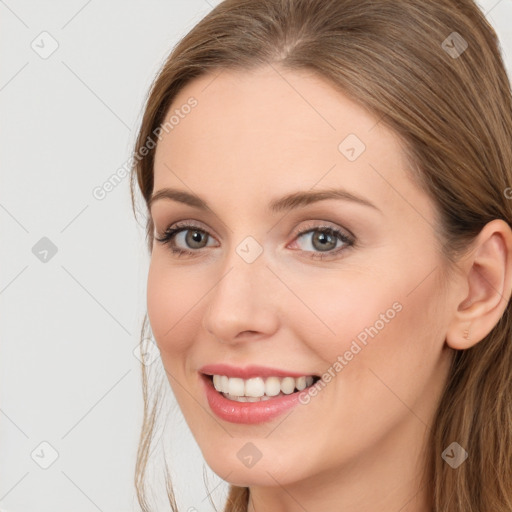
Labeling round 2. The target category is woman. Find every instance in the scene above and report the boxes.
[130,0,512,510]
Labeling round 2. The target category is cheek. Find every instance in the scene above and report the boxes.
[146,256,204,357]
[281,269,404,362]
[146,258,169,343]
[282,272,449,471]
[291,264,447,392]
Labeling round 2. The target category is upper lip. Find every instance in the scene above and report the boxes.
[199,363,318,379]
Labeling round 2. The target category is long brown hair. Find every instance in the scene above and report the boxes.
[129,1,512,510]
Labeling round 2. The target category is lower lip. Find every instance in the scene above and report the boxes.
[201,373,305,424]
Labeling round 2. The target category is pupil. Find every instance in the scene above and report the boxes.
[315,231,335,251]
[188,230,205,248]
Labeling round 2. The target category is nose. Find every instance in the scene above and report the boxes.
[201,251,280,344]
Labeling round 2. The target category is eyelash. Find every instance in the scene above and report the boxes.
[154,221,355,261]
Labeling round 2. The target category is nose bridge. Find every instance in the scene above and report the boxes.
[215,228,269,296]
[210,240,267,311]
[202,236,279,341]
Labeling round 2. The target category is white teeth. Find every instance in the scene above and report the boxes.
[228,377,245,396]
[265,376,281,396]
[296,376,307,391]
[223,393,273,402]
[210,374,317,398]
[245,377,266,397]
[281,376,296,394]
[221,375,229,394]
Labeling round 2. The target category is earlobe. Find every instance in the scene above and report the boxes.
[446,219,512,351]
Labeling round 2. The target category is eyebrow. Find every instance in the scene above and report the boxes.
[149,187,381,214]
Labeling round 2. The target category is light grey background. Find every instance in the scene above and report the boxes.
[1,1,511,511]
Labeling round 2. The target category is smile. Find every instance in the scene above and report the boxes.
[210,374,320,401]
[200,372,322,424]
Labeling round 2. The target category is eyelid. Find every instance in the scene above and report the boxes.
[290,219,355,241]
[155,218,215,239]
[156,218,352,242]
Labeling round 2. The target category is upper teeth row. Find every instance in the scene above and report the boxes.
[212,375,315,397]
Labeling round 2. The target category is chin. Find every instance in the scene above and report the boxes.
[202,448,310,488]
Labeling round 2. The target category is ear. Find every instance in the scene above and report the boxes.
[446,219,512,350]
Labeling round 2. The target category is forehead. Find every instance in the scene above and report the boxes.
[152,66,426,221]
[155,65,393,162]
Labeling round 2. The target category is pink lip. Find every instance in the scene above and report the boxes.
[200,373,306,424]
[199,363,317,379]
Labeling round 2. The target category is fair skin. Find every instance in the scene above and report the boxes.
[146,65,512,512]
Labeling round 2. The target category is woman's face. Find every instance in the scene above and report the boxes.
[147,65,455,488]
